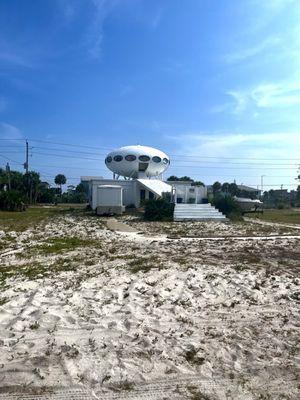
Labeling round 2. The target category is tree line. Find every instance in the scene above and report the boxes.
[0,168,87,211]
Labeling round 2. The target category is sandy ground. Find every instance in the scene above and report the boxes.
[0,212,299,399]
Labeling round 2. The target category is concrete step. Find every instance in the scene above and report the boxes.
[173,203,226,221]
[173,217,227,222]
[174,211,220,215]
[175,205,218,209]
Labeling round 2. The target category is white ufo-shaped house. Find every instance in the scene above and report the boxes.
[105,145,170,179]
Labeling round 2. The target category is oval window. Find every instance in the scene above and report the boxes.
[139,155,150,162]
[125,154,136,161]
[113,155,123,162]
[163,158,169,164]
[152,156,161,163]
[106,156,112,163]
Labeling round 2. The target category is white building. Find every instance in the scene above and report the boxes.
[82,145,208,215]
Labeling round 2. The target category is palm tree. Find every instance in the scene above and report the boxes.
[54,174,66,194]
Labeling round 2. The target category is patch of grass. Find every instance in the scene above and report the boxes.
[61,343,80,358]
[185,348,205,365]
[172,256,188,265]
[36,237,99,255]
[0,258,80,286]
[187,385,213,400]
[29,321,39,330]
[247,209,300,224]
[0,235,17,251]
[0,204,87,232]
[236,251,261,264]
[16,237,101,258]
[108,254,136,261]
[0,297,8,306]
[109,381,135,392]
[127,257,164,273]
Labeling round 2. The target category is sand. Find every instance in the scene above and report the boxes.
[0,212,299,399]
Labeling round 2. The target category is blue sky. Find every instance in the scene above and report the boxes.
[0,0,299,190]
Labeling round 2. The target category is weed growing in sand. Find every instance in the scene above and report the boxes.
[32,237,100,255]
[29,321,40,330]
[127,257,164,273]
[187,385,213,400]
[108,253,136,261]
[184,347,205,365]
[172,256,188,266]
[61,343,79,358]
[108,381,135,392]
[0,297,8,306]
[0,235,17,251]
[0,258,81,286]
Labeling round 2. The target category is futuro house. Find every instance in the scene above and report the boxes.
[105,145,170,179]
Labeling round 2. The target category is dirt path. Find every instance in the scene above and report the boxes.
[244,217,300,230]
[106,218,139,233]
[0,375,297,400]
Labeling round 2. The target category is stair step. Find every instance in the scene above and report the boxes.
[173,203,226,221]
[174,211,220,216]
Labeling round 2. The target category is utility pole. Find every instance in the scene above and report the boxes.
[6,162,11,191]
[261,175,265,194]
[24,140,29,173]
[23,139,31,202]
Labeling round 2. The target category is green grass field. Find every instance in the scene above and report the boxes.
[0,204,86,232]
[248,208,300,224]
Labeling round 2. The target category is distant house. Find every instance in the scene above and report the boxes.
[67,185,76,193]
[166,180,207,204]
[207,184,261,199]
[236,185,261,199]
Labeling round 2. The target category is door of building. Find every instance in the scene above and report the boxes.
[140,189,146,201]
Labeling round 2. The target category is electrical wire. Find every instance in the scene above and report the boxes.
[0,138,299,161]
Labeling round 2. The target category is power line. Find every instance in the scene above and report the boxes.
[0,138,25,141]
[1,138,299,161]
[0,154,24,165]
[27,150,299,167]
[27,145,300,162]
[36,173,300,186]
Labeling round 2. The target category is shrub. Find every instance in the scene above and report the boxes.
[212,194,241,219]
[0,190,27,211]
[144,197,174,221]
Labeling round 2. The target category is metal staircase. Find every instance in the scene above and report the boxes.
[173,203,227,221]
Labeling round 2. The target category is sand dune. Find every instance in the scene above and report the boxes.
[0,213,299,399]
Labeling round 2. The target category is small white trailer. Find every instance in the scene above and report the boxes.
[96,185,125,215]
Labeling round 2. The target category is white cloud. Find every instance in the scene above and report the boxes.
[85,0,120,60]
[227,80,300,114]
[165,131,300,187]
[167,131,300,160]
[251,82,300,107]
[0,122,23,140]
[224,37,281,64]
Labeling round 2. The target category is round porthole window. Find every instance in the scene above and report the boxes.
[139,155,150,162]
[113,155,123,162]
[152,156,161,163]
[106,156,112,163]
[163,157,169,164]
[125,154,136,161]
